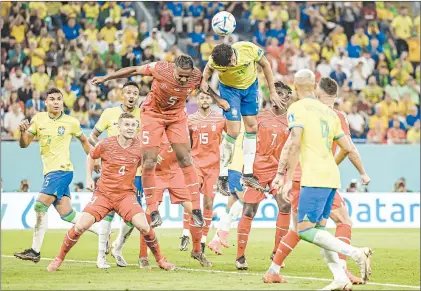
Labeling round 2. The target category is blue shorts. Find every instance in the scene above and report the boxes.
[228,170,243,199]
[41,171,73,201]
[297,187,336,224]
[134,176,143,205]
[219,79,259,121]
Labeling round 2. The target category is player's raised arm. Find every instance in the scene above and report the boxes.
[335,135,370,185]
[18,119,35,148]
[91,63,156,85]
[200,62,214,93]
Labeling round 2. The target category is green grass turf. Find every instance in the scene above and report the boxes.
[2,228,419,290]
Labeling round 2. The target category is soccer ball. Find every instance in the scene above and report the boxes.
[212,11,236,36]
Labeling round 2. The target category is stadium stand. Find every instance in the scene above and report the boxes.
[1,1,420,144]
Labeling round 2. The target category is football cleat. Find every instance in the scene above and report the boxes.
[150,211,163,228]
[263,271,288,283]
[179,235,190,251]
[242,174,265,192]
[46,257,63,272]
[235,256,248,270]
[157,257,175,271]
[319,280,352,291]
[269,252,285,268]
[354,247,373,282]
[111,241,127,267]
[14,248,40,263]
[191,251,212,267]
[138,257,151,269]
[192,209,205,227]
[217,176,231,196]
[207,239,223,255]
[346,269,364,285]
[97,254,111,269]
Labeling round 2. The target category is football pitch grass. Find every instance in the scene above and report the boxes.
[2,228,420,290]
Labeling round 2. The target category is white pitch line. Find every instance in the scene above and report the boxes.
[3,255,419,290]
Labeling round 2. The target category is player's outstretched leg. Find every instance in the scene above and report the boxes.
[97,213,114,269]
[47,212,96,272]
[179,211,191,251]
[190,217,212,267]
[137,212,151,269]
[131,213,175,271]
[111,220,134,267]
[142,148,162,228]
[201,195,215,253]
[236,202,259,270]
[218,152,231,196]
[271,193,291,261]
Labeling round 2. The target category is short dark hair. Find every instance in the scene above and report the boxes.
[45,87,63,98]
[123,81,139,90]
[119,112,135,121]
[175,55,194,70]
[211,44,233,67]
[274,81,292,103]
[318,77,338,96]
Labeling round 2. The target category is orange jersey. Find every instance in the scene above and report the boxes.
[143,61,202,117]
[188,110,226,170]
[254,109,289,175]
[91,136,142,194]
[292,108,351,182]
[156,139,179,176]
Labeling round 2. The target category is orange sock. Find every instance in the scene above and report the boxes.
[139,213,151,258]
[273,230,300,266]
[143,227,163,263]
[189,218,202,253]
[181,166,200,210]
[273,212,290,254]
[142,168,156,209]
[335,223,352,261]
[57,226,83,260]
[203,209,213,237]
[183,211,190,230]
[237,215,252,259]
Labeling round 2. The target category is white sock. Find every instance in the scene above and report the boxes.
[219,209,232,232]
[201,235,207,243]
[72,211,100,235]
[320,248,349,282]
[268,261,281,274]
[243,133,256,175]
[182,228,190,237]
[115,221,134,253]
[31,212,48,253]
[221,134,236,167]
[219,143,229,176]
[313,229,360,260]
[98,219,112,258]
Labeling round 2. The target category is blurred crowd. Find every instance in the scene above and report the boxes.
[1,1,420,145]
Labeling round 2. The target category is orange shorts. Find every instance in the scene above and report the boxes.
[145,172,191,206]
[141,110,190,148]
[290,181,346,213]
[196,166,218,198]
[83,192,143,223]
[243,173,276,204]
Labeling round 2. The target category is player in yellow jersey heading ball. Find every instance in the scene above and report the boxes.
[14,88,100,263]
[200,42,283,195]
[89,81,142,269]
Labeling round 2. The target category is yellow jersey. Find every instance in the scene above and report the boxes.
[391,16,413,40]
[228,122,245,172]
[287,98,344,189]
[27,112,83,175]
[95,105,142,175]
[209,41,263,89]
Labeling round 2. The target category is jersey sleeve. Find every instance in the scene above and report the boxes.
[287,103,305,130]
[247,42,264,62]
[90,141,103,159]
[27,114,39,135]
[338,112,351,136]
[333,116,345,140]
[71,118,83,138]
[142,62,159,77]
[94,109,110,134]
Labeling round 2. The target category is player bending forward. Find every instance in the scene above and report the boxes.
[235,81,293,270]
[268,71,372,290]
[89,81,143,269]
[92,56,222,230]
[47,113,174,272]
[179,92,226,253]
[201,41,283,195]
[14,88,100,263]
[264,77,370,286]
[145,136,212,267]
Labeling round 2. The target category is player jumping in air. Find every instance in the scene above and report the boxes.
[235,81,293,270]
[264,77,369,286]
[200,41,283,195]
[268,70,372,290]
[14,88,100,263]
[46,113,175,272]
[92,56,224,231]
[179,92,226,253]
[89,81,143,269]
[145,136,212,267]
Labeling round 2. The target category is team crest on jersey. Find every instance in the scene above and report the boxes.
[57,126,65,136]
[288,113,295,123]
[212,124,216,132]
[232,108,238,117]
